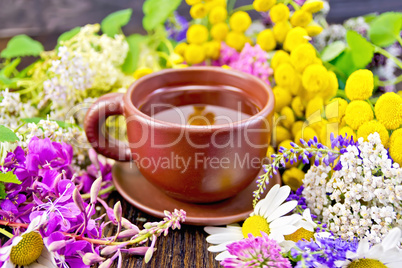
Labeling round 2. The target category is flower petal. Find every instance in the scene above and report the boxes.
[254,184,280,216]
[267,200,298,223]
[215,250,235,261]
[261,186,291,219]
[206,231,243,244]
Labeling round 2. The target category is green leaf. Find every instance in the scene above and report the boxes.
[101,9,132,37]
[57,27,81,44]
[122,34,147,73]
[368,12,402,47]
[332,49,356,77]
[320,41,346,62]
[21,117,77,129]
[346,30,374,69]
[0,58,21,78]
[143,0,182,32]
[0,171,21,185]
[0,183,6,200]
[0,125,19,142]
[1,35,44,59]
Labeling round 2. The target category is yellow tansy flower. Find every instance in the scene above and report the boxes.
[270,3,290,23]
[211,23,229,41]
[205,0,227,12]
[190,3,207,19]
[281,106,296,129]
[184,44,206,65]
[257,29,277,51]
[204,41,221,60]
[133,67,153,80]
[284,27,310,51]
[339,126,356,140]
[306,24,324,36]
[295,127,319,145]
[273,21,292,43]
[271,50,290,70]
[344,100,374,130]
[274,125,292,145]
[302,64,329,93]
[174,43,188,56]
[229,11,252,32]
[185,0,202,5]
[302,0,324,13]
[374,92,402,130]
[209,6,227,24]
[306,96,324,118]
[389,129,402,166]
[357,120,389,147]
[283,167,305,191]
[253,0,276,12]
[325,98,348,123]
[290,10,313,27]
[290,43,317,73]
[292,121,305,137]
[345,69,374,101]
[274,63,297,88]
[225,31,246,51]
[266,145,275,159]
[187,24,209,44]
[273,86,292,113]
[319,71,338,101]
[291,96,305,117]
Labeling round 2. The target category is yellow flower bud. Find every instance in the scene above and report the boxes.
[306,96,324,118]
[185,0,202,5]
[225,31,246,51]
[204,40,221,60]
[345,69,373,101]
[344,100,374,130]
[270,3,290,23]
[190,3,207,19]
[339,126,356,140]
[290,43,317,73]
[211,22,229,41]
[292,121,305,137]
[209,6,227,24]
[295,127,319,145]
[283,27,310,51]
[274,125,292,145]
[187,24,209,45]
[374,92,402,130]
[271,50,290,70]
[281,106,295,129]
[282,168,305,191]
[253,0,276,12]
[357,120,389,147]
[302,64,329,93]
[290,10,313,27]
[184,44,206,65]
[291,97,305,117]
[302,0,324,13]
[174,43,188,56]
[274,63,296,88]
[133,67,153,80]
[256,29,276,52]
[389,129,402,165]
[306,25,323,37]
[229,11,252,32]
[273,86,292,113]
[273,21,292,43]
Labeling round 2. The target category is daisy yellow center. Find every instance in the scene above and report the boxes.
[242,215,270,238]
[10,231,44,266]
[284,227,315,242]
[347,259,387,268]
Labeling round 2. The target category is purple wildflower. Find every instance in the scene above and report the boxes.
[165,12,188,42]
[286,186,309,211]
[221,232,292,268]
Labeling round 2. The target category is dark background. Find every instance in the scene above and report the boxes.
[0,0,401,41]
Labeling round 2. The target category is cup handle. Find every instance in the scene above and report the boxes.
[84,93,132,161]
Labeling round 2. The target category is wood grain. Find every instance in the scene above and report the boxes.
[97,192,221,268]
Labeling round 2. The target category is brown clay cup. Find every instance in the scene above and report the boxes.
[84,67,275,203]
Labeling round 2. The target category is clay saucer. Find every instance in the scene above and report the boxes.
[112,162,281,226]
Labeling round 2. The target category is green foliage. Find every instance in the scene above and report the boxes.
[143,0,182,32]
[122,34,147,73]
[0,184,5,200]
[1,35,44,59]
[0,171,22,185]
[101,9,133,37]
[320,41,346,62]
[21,117,78,129]
[0,125,19,142]
[368,12,402,47]
[57,27,81,44]
[346,30,374,68]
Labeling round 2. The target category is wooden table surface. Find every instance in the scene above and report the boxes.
[101,192,221,268]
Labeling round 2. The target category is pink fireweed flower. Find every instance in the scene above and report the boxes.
[221,232,292,268]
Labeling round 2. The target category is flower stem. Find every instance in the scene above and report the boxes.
[396,35,402,48]
[374,46,402,70]
[81,185,115,200]
[0,228,14,238]
[0,220,29,229]
[376,73,402,87]
[227,0,237,13]
[231,4,254,14]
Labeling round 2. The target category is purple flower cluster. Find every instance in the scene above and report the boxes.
[217,43,273,84]
[291,236,358,268]
[165,12,188,42]
[0,137,186,267]
[286,186,308,210]
[221,232,292,268]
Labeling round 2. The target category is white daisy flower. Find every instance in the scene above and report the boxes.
[204,185,301,260]
[335,228,402,268]
[0,216,57,268]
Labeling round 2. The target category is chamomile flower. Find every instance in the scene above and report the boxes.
[336,228,402,268]
[204,185,301,260]
[0,216,57,268]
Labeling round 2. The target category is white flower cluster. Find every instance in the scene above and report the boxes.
[0,89,37,129]
[40,46,93,120]
[303,133,402,244]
